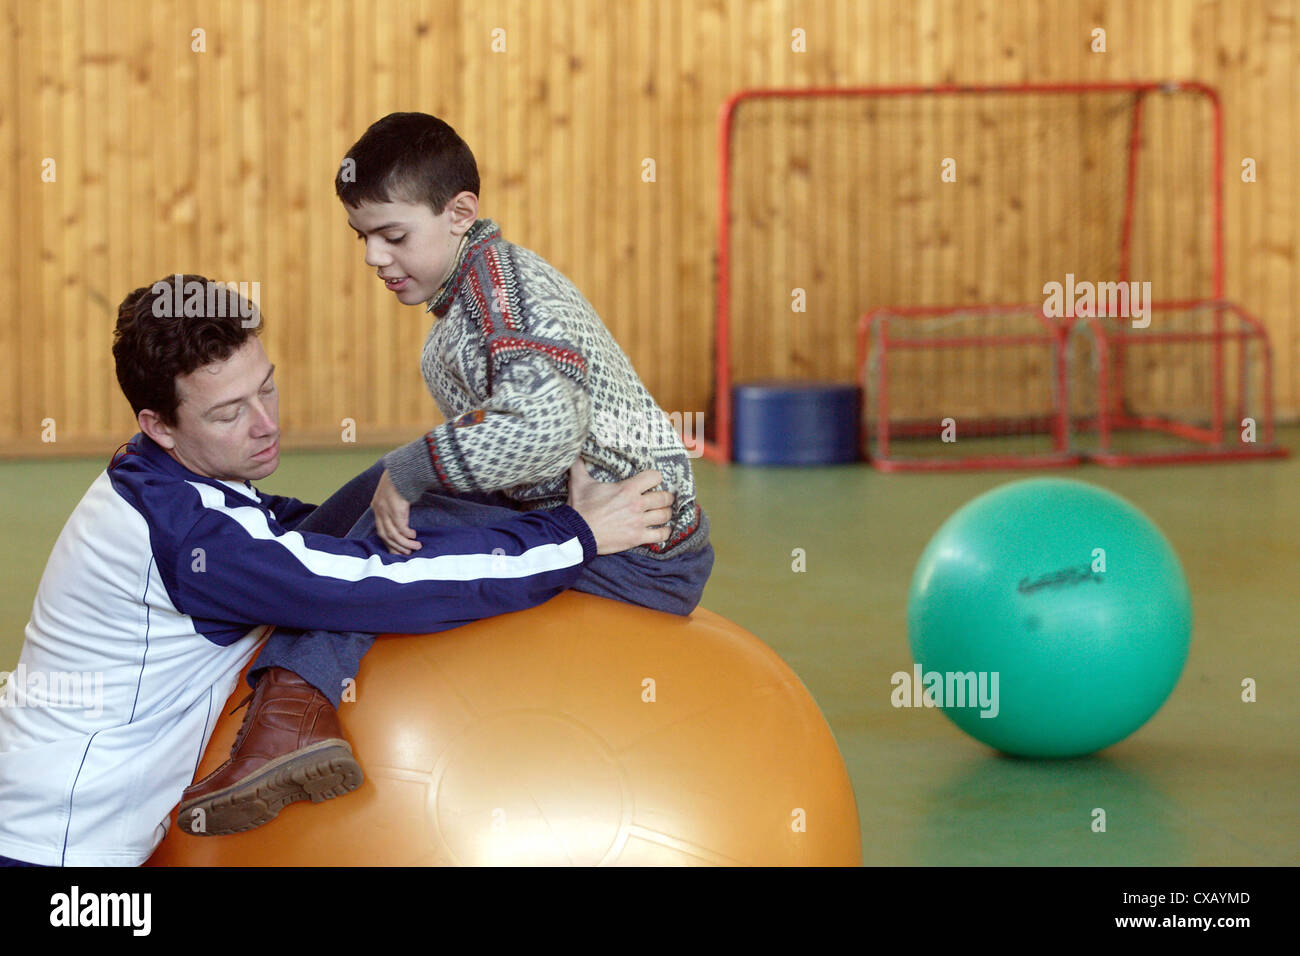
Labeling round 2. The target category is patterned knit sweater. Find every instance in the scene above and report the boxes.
[383,218,709,560]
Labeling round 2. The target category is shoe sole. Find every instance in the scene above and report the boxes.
[177,740,363,836]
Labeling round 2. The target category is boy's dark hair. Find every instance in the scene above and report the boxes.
[112,274,263,426]
[334,112,480,215]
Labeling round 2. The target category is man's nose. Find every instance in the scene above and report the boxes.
[249,398,277,434]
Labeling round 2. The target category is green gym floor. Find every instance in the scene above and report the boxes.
[3,431,1297,866]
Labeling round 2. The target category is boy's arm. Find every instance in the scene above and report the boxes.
[168,481,597,636]
[383,351,591,502]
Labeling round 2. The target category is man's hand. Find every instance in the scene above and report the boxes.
[567,459,675,555]
[371,469,421,554]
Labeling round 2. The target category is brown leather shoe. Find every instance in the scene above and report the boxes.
[176,667,363,836]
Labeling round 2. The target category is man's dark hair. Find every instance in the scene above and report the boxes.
[334,112,480,215]
[112,274,263,426]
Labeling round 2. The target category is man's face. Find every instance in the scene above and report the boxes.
[150,337,281,482]
[346,197,470,307]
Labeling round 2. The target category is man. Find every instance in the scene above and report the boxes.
[0,275,674,866]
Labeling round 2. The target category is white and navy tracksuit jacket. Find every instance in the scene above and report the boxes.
[0,433,597,866]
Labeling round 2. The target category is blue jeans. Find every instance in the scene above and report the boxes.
[250,462,714,706]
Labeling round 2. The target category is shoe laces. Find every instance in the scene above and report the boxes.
[227,690,257,754]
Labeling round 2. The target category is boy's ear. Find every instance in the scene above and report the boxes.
[447,191,478,230]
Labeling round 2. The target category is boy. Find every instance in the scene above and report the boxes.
[339,112,714,608]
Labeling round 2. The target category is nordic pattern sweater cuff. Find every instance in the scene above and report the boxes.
[383,429,477,502]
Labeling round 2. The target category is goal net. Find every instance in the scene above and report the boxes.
[859,301,1280,469]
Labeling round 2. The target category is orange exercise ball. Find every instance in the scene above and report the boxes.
[148,591,860,866]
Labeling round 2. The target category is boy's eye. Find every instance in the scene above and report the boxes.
[386,235,405,244]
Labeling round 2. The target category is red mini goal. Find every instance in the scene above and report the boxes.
[857,300,1283,470]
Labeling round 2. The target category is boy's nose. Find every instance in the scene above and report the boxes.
[364,240,391,268]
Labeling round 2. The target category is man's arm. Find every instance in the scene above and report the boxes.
[169,483,595,637]
[167,463,673,639]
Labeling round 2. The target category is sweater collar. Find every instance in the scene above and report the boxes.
[426,218,503,317]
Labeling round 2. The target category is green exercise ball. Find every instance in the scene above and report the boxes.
[907,478,1191,758]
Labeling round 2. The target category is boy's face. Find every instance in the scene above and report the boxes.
[142,337,282,483]
[346,195,476,307]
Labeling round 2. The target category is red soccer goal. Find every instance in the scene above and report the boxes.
[702,81,1284,467]
[857,300,1284,470]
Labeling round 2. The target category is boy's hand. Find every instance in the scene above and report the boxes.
[567,459,675,556]
[371,469,422,555]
